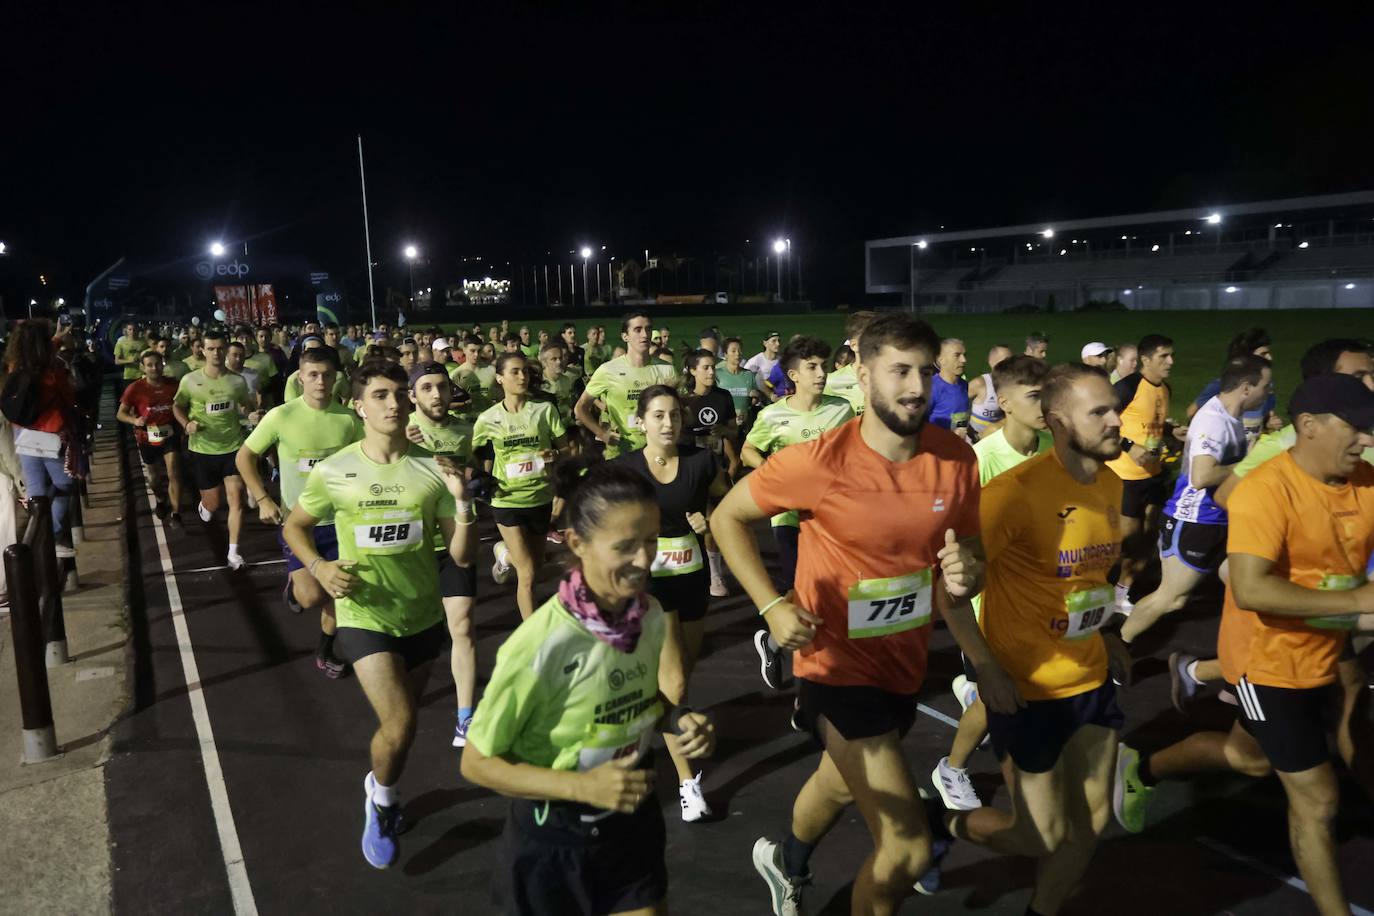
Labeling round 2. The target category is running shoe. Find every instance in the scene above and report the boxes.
[361,774,400,868]
[168,512,184,530]
[155,499,170,519]
[1218,688,1239,707]
[54,544,76,559]
[709,576,729,598]
[913,837,952,896]
[679,772,711,822]
[316,653,347,679]
[545,529,565,545]
[1112,743,1153,834]
[283,582,303,615]
[1168,651,1201,713]
[491,541,515,585]
[789,697,804,733]
[752,837,809,916]
[951,674,978,712]
[226,553,245,571]
[754,629,783,690]
[197,502,212,523]
[931,757,981,811]
[453,712,471,749]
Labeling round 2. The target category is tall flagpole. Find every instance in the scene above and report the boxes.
[357,134,377,329]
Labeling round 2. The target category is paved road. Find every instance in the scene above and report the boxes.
[106,437,1374,915]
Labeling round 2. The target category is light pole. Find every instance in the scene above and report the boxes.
[772,239,787,300]
[580,246,592,306]
[405,244,419,313]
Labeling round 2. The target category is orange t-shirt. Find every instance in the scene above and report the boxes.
[1106,373,1168,482]
[746,418,979,695]
[979,450,1123,700]
[1218,452,1374,689]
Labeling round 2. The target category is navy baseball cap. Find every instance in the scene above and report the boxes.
[408,361,449,387]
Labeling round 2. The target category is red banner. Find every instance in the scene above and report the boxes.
[214,284,279,326]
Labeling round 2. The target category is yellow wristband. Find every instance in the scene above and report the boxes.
[758,595,786,617]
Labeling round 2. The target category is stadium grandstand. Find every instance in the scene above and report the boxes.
[866,189,1374,312]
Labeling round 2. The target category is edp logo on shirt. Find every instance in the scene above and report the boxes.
[608,661,649,690]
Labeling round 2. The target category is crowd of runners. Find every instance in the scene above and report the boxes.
[105,310,1374,915]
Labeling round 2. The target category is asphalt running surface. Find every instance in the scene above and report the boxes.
[106,432,1374,915]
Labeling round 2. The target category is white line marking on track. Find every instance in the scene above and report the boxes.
[916,702,960,729]
[1197,837,1374,916]
[143,484,259,914]
[180,558,287,574]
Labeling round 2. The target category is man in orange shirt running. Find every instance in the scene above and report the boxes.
[713,313,1017,916]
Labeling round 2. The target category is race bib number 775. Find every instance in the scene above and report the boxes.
[846,570,932,639]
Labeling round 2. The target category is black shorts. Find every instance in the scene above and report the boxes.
[649,567,710,623]
[987,679,1123,773]
[332,621,445,670]
[137,435,182,466]
[187,449,240,491]
[494,797,667,916]
[796,678,918,747]
[1159,515,1227,573]
[279,525,339,573]
[1120,474,1167,520]
[436,550,478,599]
[960,652,978,684]
[492,503,553,535]
[1233,676,1339,773]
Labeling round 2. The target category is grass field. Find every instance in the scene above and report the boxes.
[456,308,1374,414]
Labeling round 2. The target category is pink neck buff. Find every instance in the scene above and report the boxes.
[558,567,649,653]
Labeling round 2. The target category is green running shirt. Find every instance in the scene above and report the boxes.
[284,369,353,404]
[472,399,567,508]
[244,399,362,510]
[296,442,456,636]
[467,593,667,771]
[174,369,252,455]
[115,337,146,380]
[745,394,855,527]
[583,356,678,458]
[823,364,865,414]
[715,365,759,416]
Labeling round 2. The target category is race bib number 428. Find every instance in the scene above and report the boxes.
[354,513,423,552]
[846,570,932,639]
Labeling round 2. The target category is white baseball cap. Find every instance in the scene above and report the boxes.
[1080,341,1113,359]
[432,337,452,351]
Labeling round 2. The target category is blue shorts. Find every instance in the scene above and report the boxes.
[278,524,339,573]
[987,679,1123,773]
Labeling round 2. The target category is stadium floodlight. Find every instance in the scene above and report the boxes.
[1298,241,1310,249]
[915,240,928,249]
[1059,249,1067,256]
[404,244,419,260]
[1151,244,1160,252]
[1345,283,1357,290]
[1206,213,1222,224]
[1225,286,1238,293]
[209,241,225,257]
[1041,228,1054,238]
[772,239,787,254]
[580,246,593,259]
[1275,223,1284,228]
[0,241,7,255]
[1122,289,1133,296]
[56,297,65,305]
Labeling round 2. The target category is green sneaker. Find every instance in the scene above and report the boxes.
[1113,743,1153,833]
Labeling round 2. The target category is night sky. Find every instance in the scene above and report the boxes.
[4,3,1373,311]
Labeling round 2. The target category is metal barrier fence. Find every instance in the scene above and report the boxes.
[4,495,72,764]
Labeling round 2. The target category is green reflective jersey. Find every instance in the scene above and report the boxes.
[454,363,498,417]
[244,399,362,509]
[473,399,566,508]
[162,358,190,381]
[746,394,855,527]
[467,593,667,771]
[410,413,474,550]
[115,337,145,380]
[583,356,678,458]
[183,354,205,373]
[715,365,759,416]
[174,369,251,455]
[284,369,352,404]
[243,351,279,383]
[296,442,455,636]
[520,343,541,361]
[823,364,865,414]
[971,427,1053,620]
[541,372,577,423]
[584,343,613,377]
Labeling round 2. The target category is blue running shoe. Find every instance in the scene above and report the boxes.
[453,712,471,749]
[913,837,952,896]
[362,774,400,868]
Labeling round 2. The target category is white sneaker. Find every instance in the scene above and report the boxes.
[227,553,245,571]
[931,756,981,811]
[951,674,978,712]
[54,544,76,559]
[679,772,711,822]
[197,502,213,523]
[491,541,515,585]
[752,837,809,916]
[709,576,728,598]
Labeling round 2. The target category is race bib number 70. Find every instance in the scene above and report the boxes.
[846,570,932,639]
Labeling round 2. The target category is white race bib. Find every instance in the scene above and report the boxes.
[353,513,423,551]
[1063,586,1114,640]
[846,570,933,639]
[296,456,324,474]
[146,424,171,444]
[651,534,703,578]
[503,452,546,481]
[205,399,234,415]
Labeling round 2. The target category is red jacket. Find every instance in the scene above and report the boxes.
[22,366,75,433]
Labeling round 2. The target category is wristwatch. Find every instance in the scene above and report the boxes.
[1119,437,1136,453]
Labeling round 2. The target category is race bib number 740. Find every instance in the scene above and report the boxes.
[846,570,932,639]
